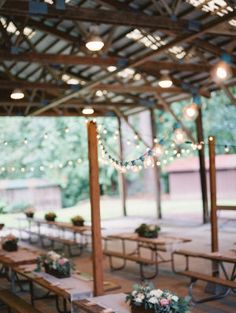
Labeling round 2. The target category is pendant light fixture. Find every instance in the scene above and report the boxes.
[158,70,173,88]
[82,106,94,115]
[86,25,104,52]
[10,88,24,100]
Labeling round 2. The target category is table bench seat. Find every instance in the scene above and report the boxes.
[0,289,42,313]
[104,250,157,265]
[179,270,236,289]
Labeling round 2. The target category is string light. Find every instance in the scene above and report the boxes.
[173,128,186,145]
[183,103,199,121]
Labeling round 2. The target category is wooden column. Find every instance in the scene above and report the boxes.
[118,117,127,216]
[87,121,104,296]
[196,108,209,224]
[150,109,162,219]
[208,136,219,278]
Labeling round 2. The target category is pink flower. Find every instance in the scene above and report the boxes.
[58,259,66,266]
[160,299,169,306]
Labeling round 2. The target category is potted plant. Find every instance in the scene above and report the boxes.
[71,215,85,227]
[25,207,35,219]
[2,234,18,252]
[135,223,161,238]
[36,251,72,279]
[126,284,190,313]
[45,212,57,222]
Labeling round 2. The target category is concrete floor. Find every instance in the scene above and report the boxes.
[0,214,235,313]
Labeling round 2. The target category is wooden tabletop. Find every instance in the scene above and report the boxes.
[107,232,191,245]
[0,247,39,267]
[73,293,130,313]
[14,265,120,300]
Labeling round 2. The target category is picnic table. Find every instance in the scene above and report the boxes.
[13,264,120,313]
[17,217,91,256]
[73,293,129,313]
[172,249,236,303]
[103,232,191,279]
[0,246,40,291]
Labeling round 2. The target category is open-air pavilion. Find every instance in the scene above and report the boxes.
[0,1,235,313]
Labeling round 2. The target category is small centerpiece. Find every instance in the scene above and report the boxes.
[135,223,160,238]
[36,251,72,278]
[45,212,57,222]
[71,215,85,227]
[2,234,18,252]
[25,207,35,219]
[126,284,190,313]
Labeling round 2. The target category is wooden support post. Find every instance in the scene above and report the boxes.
[118,117,127,216]
[196,108,209,224]
[150,109,162,219]
[87,121,104,296]
[208,136,220,282]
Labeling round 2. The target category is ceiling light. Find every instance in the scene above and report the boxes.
[183,103,199,121]
[107,66,117,72]
[67,78,80,85]
[10,89,24,100]
[86,25,104,52]
[211,60,232,82]
[82,107,94,115]
[118,68,135,79]
[158,71,173,88]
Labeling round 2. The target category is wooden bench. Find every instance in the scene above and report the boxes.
[172,249,236,303]
[0,289,42,313]
[20,229,83,257]
[104,250,159,279]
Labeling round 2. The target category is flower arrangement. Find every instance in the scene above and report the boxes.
[71,215,85,227]
[135,223,161,238]
[44,212,57,222]
[2,234,18,252]
[25,207,35,218]
[36,251,72,278]
[126,285,190,313]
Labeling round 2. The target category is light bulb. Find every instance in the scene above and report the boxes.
[86,35,104,51]
[173,128,186,145]
[10,88,24,99]
[183,103,199,121]
[153,144,164,157]
[158,71,173,88]
[82,107,94,115]
[144,155,154,168]
[212,60,232,82]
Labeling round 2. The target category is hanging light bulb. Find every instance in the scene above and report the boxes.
[82,106,94,115]
[211,60,232,82]
[10,88,24,99]
[144,155,155,168]
[158,71,173,88]
[183,103,199,121]
[153,143,164,157]
[173,128,186,145]
[85,26,104,52]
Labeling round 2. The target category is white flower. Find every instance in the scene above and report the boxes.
[171,295,179,302]
[132,291,138,296]
[148,297,159,304]
[136,293,145,300]
[150,289,163,298]
[149,225,156,231]
[134,298,143,303]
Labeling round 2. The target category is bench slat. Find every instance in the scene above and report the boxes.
[179,270,236,289]
[104,250,156,265]
[174,249,236,263]
[0,290,42,313]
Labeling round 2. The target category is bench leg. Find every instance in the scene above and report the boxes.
[140,262,159,280]
[56,296,70,313]
[189,278,231,304]
[108,256,126,271]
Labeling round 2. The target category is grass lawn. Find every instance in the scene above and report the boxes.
[1,196,236,229]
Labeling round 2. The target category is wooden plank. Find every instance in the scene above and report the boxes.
[87,121,104,296]
[0,4,188,30]
[196,107,209,223]
[217,206,236,211]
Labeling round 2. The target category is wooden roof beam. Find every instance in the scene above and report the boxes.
[0,4,190,31]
